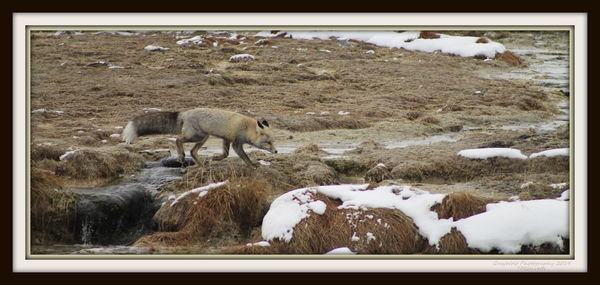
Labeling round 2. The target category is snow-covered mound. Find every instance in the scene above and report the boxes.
[256,31,506,59]
[262,184,569,254]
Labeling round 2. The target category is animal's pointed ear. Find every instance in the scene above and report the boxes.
[257,120,264,129]
[261,119,270,128]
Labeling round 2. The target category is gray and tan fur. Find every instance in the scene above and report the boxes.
[122,108,277,167]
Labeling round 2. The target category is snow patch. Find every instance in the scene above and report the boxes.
[229,54,255,62]
[144,45,169,51]
[458,148,528,160]
[59,149,78,161]
[557,190,569,201]
[176,35,203,45]
[246,241,270,247]
[454,199,568,253]
[256,31,506,59]
[170,181,229,207]
[32,108,64,115]
[529,148,569,158]
[325,247,356,255]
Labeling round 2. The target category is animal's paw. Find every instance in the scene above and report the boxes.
[212,155,226,161]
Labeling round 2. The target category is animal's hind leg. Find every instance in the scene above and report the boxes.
[212,139,231,161]
[190,136,209,166]
[175,138,186,163]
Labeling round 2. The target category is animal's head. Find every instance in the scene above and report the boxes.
[254,119,278,154]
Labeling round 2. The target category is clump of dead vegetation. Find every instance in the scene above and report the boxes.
[517,182,566,200]
[30,168,78,244]
[430,191,499,220]
[293,143,329,156]
[389,155,568,184]
[495,50,524,66]
[277,116,370,132]
[419,31,441,39]
[135,177,270,249]
[435,228,481,254]
[364,163,390,183]
[54,149,146,182]
[164,151,338,195]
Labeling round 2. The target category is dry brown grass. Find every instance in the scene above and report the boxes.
[419,31,441,39]
[390,155,568,184]
[218,243,286,254]
[30,168,78,244]
[430,191,499,220]
[133,231,194,247]
[266,194,430,254]
[476,37,490,44]
[292,161,338,185]
[293,143,328,156]
[140,176,270,248]
[420,116,441,125]
[495,50,524,66]
[364,164,390,183]
[518,182,566,200]
[519,239,569,254]
[279,116,370,132]
[405,111,424,121]
[516,97,546,111]
[54,149,145,181]
[31,144,66,161]
[435,227,481,254]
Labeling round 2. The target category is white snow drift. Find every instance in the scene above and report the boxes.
[255,31,506,59]
[261,184,569,254]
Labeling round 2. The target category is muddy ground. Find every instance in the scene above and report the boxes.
[29,30,570,252]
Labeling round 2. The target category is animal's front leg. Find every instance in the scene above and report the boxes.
[232,142,257,168]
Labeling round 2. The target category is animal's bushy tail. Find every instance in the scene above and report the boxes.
[122,111,181,144]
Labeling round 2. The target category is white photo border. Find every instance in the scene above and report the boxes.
[13,13,587,272]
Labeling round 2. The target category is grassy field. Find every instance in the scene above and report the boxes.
[29,30,570,253]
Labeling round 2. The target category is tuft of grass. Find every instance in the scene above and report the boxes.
[30,168,78,244]
[278,117,370,132]
[364,164,390,183]
[494,50,523,66]
[390,155,568,184]
[419,31,440,39]
[31,144,66,161]
[420,116,441,125]
[54,149,145,181]
[430,191,498,220]
[405,111,423,121]
[140,177,270,248]
[436,227,481,254]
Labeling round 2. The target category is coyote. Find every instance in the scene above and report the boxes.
[122,108,277,167]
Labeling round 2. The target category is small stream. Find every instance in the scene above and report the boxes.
[32,159,185,255]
